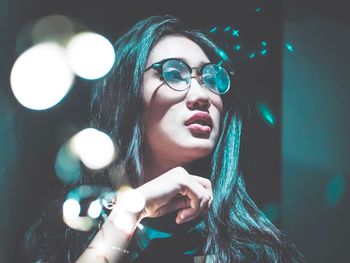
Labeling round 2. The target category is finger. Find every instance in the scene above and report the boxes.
[177,182,203,221]
[191,175,212,191]
[154,196,189,218]
[191,176,213,208]
[178,203,209,224]
[177,182,211,223]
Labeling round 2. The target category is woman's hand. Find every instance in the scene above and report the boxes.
[135,167,213,224]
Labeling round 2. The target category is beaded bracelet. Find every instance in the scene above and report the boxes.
[87,244,130,255]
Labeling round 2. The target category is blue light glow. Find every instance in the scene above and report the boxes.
[260,49,268,56]
[248,52,256,59]
[216,48,229,61]
[224,26,231,32]
[285,43,294,52]
[234,44,241,51]
[210,27,218,33]
[257,102,276,127]
[55,143,81,184]
[232,29,239,37]
[326,174,346,207]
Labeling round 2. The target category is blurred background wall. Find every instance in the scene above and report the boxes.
[282,0,350,262]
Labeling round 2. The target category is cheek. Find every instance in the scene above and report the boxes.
[211,95,224,121]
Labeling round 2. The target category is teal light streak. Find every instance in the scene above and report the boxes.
[261,41,267,46]
[234,44,241,51]
[232,29,239,37]
[285,43,294,52]
[260,49,268,56]
[216,48,229,61]
[326,174,346,207]
[210,27,218,33]
[248,52,256,59]
[224,26,231,32]
[257,102,276,127]
[256,7,262,13]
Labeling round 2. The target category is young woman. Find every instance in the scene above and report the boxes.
[23,15,303,262]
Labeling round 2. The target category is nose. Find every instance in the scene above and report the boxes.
[186,77,210,110]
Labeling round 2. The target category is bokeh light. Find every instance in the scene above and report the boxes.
[232,29,239,37]
[210,27,218,33]
[325,174,346,207]
[63,198,81,218]
[70,128,116,170]
[54,143,81,184]
[66,32,115,80]
[260,49,268,56]
[10,42,74,110]
[88,199,103,219]
[285,43,294,52]
[111,212,136,234]
[257,102,276,127]
[216,48,229,62]
[118,188,145,213]
[101,191,117,210]
[31,15,75,44]
[233,44,241,52]
[63,186,114,231]
[248,52,256,59]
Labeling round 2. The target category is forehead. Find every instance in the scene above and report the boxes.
[147,34,210,67]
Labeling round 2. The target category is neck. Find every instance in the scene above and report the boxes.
[143,149,191,183]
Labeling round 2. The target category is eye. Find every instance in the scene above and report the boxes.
[202,73,216,87]
[164,67,187,83]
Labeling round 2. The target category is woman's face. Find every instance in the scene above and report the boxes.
[142,34,223,165]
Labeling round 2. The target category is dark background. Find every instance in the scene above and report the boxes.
[0,0,349,262]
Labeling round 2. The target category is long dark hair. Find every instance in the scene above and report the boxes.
[90,15,303,262]
[23,15,304,262]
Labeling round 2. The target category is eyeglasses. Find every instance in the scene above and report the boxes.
[144,58,233,95]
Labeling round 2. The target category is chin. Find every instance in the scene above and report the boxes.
[181,141,215,160]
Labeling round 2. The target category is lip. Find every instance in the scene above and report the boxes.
[185,112,213,133]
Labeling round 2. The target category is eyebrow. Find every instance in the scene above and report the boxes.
[177,57,210,67]
[152,57,211,67]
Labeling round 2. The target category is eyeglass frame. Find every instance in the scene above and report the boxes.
[144,58,234,95]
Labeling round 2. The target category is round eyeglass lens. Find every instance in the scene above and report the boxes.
[162,59,191,91]
[202,64,230,94]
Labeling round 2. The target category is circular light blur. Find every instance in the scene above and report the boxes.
[101,191,117,210]
[112,213,135,234]
[66,32,115,79]
[32,15,75,44]
[87,199,103,219]
[10,42,74,110]
[119,189,145,213]
[54,143,81,184]
[70,128,115,169]
[63,198,81,218]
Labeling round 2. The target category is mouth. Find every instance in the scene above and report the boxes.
[185,112,213,134]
